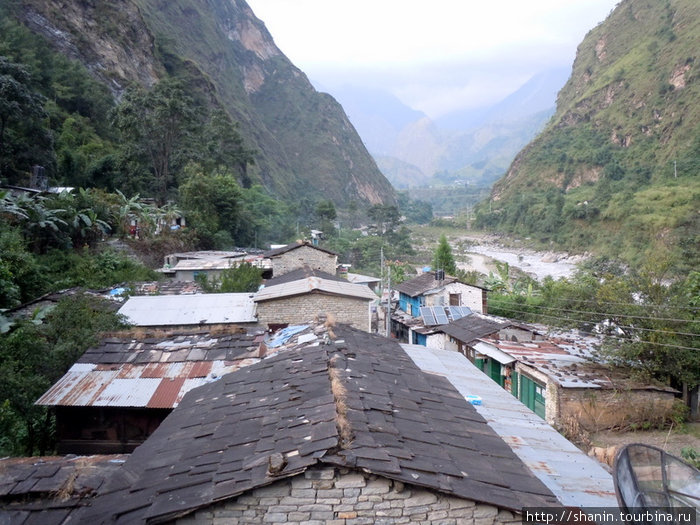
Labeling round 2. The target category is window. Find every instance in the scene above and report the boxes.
[449,293,461,306]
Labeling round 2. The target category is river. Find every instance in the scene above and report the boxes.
[458,242,585,281]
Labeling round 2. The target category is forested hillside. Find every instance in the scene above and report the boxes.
[477,0,699,274]
[3,0,395,206]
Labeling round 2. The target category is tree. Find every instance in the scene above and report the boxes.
[179,165,243,248]
[367,204,400,235]
[432,234,457,275]
[112,79,200,202]
[195,262,262,293]
[199,109,256,187]
[0,57,47,180]
[0,293,128,455]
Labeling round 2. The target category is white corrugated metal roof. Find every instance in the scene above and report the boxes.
[473,341,517,365]
[346,272,381,285]
[403,344,617,508]
[254,276,377,302]
[118,293,257,326]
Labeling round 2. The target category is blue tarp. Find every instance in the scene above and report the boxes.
[267,324,310,348]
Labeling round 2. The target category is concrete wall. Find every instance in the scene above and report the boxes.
[257,293,370,332]
[176,467,522,525]
[425,283,485,314]
[272,246,337,276]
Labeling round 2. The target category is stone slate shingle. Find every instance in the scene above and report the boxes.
[78,325,558,524]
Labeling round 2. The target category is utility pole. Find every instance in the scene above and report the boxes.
[674,159,677,179]
[386,265,391,338]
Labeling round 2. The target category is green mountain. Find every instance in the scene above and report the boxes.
[13,0,395,206]
[478,0,699,272]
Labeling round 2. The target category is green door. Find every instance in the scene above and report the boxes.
[488,359,504,387]
[519,375,545,419]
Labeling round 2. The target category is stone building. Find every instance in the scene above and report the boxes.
[78,325,560,524]
[264,241,338,277]
[255,267,376,332]
[471,336,678,430]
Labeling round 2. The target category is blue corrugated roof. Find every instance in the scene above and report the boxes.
[403,344,618,508]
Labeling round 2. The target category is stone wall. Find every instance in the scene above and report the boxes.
[555,387,677,431]
[176,467,521,525]
[272,246,337,276]
[257,294,370,332]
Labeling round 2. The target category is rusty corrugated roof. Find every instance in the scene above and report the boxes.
[36,330,264,409]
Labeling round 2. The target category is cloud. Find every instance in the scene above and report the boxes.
[247,0,619,117]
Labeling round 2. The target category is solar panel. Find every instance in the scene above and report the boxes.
[434,309,449,325]
[447,306,460,321]
[420,307,437,326]
[456,306,472,319]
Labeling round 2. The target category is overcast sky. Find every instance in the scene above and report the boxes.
[245,0,620,118]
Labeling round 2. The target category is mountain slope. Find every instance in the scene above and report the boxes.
[479,0,699,271]
[15,0,395,206]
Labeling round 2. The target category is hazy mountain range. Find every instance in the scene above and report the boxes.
[326,67,571,189]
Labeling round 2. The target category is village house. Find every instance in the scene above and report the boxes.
[391,271,489,344]
[160,250,272,281]
[35,328,265,454]
[254,267,377,332]
[10,323,622,523]
[395,270,488,316]
[74,324,567,524]
[472,335,679,431]
[264,241,338,277]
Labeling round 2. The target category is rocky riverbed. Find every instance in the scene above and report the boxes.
[455,234,587,281]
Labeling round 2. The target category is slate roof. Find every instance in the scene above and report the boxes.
[438,313,510,343]
[263,241,337,258]
[79,325,557,524]
[263,265,346,287]
[36,329,264,409]
[117,293,257,326]
[0,455,128,525]
[394,271,458,297]
[403,345,618,507]
[131,281,204,296]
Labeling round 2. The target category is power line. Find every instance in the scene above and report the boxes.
[486,304,699,351]
[489,298,700,324]
[535,296,700,312]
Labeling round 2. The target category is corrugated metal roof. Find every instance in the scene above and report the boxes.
[254,276,377,302]
[36,359,258,408]
[346,272,381,285]
[481,337,674,391]
[118,293,257,326]
[403,344,618,508]
[473,341,516,365]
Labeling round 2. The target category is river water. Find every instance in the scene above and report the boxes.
[463,244,584,281]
